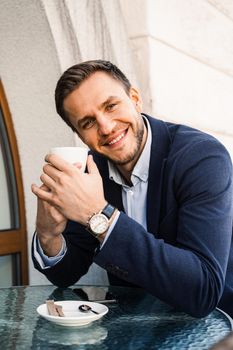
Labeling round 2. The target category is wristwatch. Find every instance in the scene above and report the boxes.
[87,203,116,237]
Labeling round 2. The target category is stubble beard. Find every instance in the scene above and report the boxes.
[106,116,145,166]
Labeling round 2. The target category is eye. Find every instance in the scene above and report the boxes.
[82,118,96,129]
[106,103,117,112]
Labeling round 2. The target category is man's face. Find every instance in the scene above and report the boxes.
[63,71,147,169]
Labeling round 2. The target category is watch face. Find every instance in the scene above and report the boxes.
[89,213,109,235]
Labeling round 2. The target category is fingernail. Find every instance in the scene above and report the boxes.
[74,162,82,168]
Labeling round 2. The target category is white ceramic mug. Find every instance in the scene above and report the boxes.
[50,147,88,172]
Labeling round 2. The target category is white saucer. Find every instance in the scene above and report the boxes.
[37,300,109,327]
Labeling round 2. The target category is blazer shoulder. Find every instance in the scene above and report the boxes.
[167,123,231,161]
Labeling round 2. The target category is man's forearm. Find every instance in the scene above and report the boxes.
[37,233,64,257]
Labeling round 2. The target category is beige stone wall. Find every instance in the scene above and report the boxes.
[121,0,233,159]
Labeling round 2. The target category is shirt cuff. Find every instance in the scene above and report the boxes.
[33,232,67,269]
[100,210,120,248]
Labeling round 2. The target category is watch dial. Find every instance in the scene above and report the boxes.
[90,214,109,234]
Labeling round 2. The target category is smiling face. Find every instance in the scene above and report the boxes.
[63,71,147,172]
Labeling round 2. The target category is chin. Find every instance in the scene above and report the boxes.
[108,151,138,165]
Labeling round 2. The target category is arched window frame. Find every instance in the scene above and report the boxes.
[0,80,28,285]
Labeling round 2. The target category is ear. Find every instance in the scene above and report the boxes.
[129,87,143,112]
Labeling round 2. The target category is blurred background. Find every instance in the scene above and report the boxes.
[0,0,232,287]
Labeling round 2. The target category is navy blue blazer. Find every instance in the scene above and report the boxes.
[32,115,233,318]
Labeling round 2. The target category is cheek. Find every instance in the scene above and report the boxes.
[81,132,98,148]
[114,109,136,126]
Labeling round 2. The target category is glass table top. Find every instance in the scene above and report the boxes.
[0,285,232,349]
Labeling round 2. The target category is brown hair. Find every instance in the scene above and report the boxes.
[55,60,131,131]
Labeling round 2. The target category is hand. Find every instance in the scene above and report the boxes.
[31,184,67,256]
[33,154,107,226]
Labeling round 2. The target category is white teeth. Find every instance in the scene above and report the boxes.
[108,132,125,145]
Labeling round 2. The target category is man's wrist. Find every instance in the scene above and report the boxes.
[86,203,116,237]
[96,209,119,243]
[34,233,67,269]
[37,234,64,257]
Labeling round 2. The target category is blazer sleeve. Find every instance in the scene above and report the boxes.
[94,139,233,317]
[32,220,99,287]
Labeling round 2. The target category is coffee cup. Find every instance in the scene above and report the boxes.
[50,147,88,172]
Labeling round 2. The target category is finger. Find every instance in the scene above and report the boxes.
[31,183,38,194]
[43,163,63,181]
[73,162,82,170]
[87,155,99,174]
[32,183,51,194]
[40,184,50,192]
[45,154,73,172]
[31,184,53,202]
[40,173,56,190]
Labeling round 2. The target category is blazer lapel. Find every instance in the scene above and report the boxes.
[146,116,172,235]
[92,153,124,211]
[104,177,124,211]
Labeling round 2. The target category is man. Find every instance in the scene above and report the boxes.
[31,60,233,318]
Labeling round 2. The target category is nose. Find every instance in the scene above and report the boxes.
[97,113,116,136]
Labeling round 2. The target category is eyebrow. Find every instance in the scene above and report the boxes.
[77,95,119,128]
[100,95,118,108]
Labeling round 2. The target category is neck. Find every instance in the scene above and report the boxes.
[117,166,133,186]
[117,124,148,185]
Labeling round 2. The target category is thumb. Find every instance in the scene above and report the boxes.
[87,155,99,174]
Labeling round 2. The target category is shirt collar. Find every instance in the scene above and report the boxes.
[108,115,152,186]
